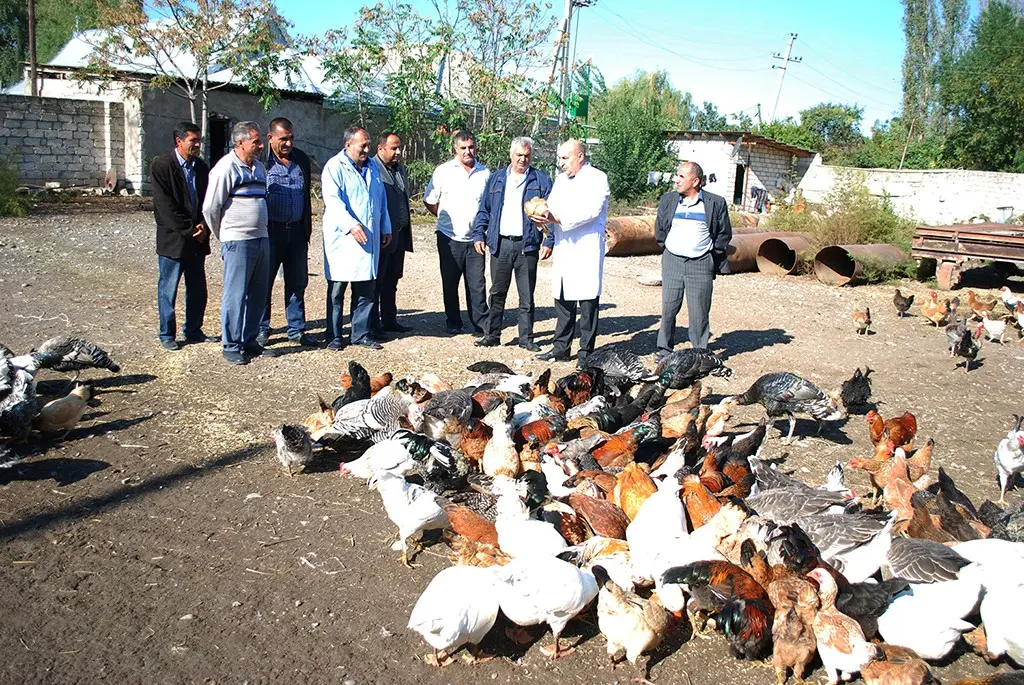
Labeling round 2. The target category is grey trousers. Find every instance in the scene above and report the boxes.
[486,236,538,344]
[657,249,714,352]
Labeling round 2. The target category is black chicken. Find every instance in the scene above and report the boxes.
[33,335,120,379]
[584,345,656,383]
[952,320,981,372]
[393,429,469,493]
[332,361,371,411]
[978,499,1024,543]
[839,366,873,410]
[655,348,732,389]
[466,360,514,375]
[893,288,914,317]
[724,372,847,445]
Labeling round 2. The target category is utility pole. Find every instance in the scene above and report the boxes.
[533,0,595,133]
[27,0,38,97]
[755,103,762,128]
[770,33,801,122]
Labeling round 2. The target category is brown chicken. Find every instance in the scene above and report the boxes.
[564,470,617,498]
[739,540,775,590]
[861,643,935,685]
[920,292,949,326]
[852,305,872,335]
[457,418,492,465]
[515,414,568,448]
[966,290,998,319]
[666,381,703,410]
[531,368,553,398]
[697,450,728,493]
[767,575,820,685]
[339,371,392,396]
[865,410,917,448]
[555,368,601,407]
[590,418,661,469]
[952,677,1024,685]
[661,405,698,439]
[681,473,722,529]
[718,473,755,500]
[884,453,919,530]
[567,492,630,539]
[905,439,934,483]
[906,491,955,543]
[471,389,509,416]
[612,463,657,521]
[443,504,499,547]
[446,536,510,568]
[807,568,883,684]
[36,382,93,437]
[302,395,335,437]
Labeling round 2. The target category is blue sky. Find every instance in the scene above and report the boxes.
[280,0,909,132]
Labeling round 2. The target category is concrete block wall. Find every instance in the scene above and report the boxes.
[798,162,1024,225]
[0,94,126,188]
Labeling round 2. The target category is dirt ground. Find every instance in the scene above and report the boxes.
[1,197,1021,685]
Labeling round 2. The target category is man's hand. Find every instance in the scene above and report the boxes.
[528,210,555,226]
[382,234,392,248]
[350,225,368,245]
[473,240,486,256]
[193,223,207,243]
[539,245,552,260]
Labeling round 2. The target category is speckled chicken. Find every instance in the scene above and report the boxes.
[32,335,120,379]
[724,372,846,445]
[270,424,313,475]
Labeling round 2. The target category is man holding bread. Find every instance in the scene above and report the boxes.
[471,136,553,351]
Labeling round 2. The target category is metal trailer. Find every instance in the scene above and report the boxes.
[911,223,1024,290]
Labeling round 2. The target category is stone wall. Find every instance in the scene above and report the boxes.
[0,94,126,188]
[798,162,1024,225]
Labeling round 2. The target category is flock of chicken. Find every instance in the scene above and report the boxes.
[851,285,1024,371]
[270,342,1024,685]
[0,336,120,464]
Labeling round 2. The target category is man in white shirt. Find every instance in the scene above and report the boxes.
[653,161,733,362]
[530,139,610,368]
[424,131,490,335]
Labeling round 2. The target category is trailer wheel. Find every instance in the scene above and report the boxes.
[937,261,962,290]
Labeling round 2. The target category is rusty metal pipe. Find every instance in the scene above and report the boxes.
[727,232,805,273]
[605,216,659,256]
[756,235,814,275]
[813,244,908,286]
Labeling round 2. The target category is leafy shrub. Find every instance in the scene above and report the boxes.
[405,159,434,199]
[0,155,28,218]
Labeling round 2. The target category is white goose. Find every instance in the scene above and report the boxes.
[408,565,500,666]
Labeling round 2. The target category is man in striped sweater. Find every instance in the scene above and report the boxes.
[203,121,276,365]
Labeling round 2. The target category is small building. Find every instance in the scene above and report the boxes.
[666,130,820,211]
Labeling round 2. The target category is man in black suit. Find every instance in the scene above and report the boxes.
[372,131,414,334]
[654,161,732,362]
[150,122,217,350]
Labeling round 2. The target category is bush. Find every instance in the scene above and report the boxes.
[405,159,434,199]
[592,97,676,202]
[0,156,28,218]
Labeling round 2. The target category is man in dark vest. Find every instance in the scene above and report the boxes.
[150,121,217,350]
[258,117,317,347]
[372,131,414,333]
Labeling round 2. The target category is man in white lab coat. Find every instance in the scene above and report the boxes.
[530,139,610,367]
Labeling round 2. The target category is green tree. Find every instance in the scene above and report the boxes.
[0,0,105,87]
[590,70,694,129]
[592,96,675,202]
[692,101,727,130]
[940,1,1024,171]
[758,117,816,151]
[901,0,969,133]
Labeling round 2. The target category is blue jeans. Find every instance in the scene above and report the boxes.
[327,280,375,345]
[157,253,208,342]
[260,224,309,337]
[221,237,270,354]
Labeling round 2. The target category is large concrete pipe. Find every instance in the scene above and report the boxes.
[728,232,806,273]
[813,244,908,285]
[756,235,814,275]
[605,216,659,256]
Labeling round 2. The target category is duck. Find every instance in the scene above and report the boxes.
[407,565,500,666]
[494,555,598,658]
[808,568,883,684]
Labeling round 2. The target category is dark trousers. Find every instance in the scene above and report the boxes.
[657,250,714,352]
[221,237,270,354]
[327,280,375,345]
[436,232,488,332]
[486,236,538,343]
[552,284,599,358]
[260,223,308,338]
[157,252,208,341]
[372,247,406,328]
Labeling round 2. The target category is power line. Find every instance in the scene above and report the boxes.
[786,71,900,113]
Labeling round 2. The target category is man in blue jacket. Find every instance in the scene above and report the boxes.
[471,137,553,351]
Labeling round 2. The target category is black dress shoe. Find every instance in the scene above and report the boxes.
[223,350,248,365]
[184,331,220,343]
[244,345,278,358]
[536,349,570,362]
[445,324,464,335]
[289,333,320,347]
[382,321,411,333]
[159,339,180,351]
[518,341,541,352]
[326,339,346,351]
[255,331,270,347]
[475,336,499,347]
[353,338,383,350]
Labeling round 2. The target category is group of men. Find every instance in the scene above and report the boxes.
[152,118,732,367]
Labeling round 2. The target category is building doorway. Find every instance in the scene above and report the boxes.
[207,117,230,167]
[733,164,746,206]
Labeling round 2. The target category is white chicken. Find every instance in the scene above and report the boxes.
[994,419,1024,504]
[999,286,1022,310]
[875,562,983,660]
[494,555,598,658]
[407,565,500,666]
[492,475,566,558]
[539,453,575,498]
[339,439,412,479]
[979,310,1008,343]
[368,471,449,568]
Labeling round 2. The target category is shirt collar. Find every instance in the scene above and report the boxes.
[450,158,483,175]
[679,190,704,205]
[175,149,193,168]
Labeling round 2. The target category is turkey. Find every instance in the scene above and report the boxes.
[655,348,732,389]
[723,372,847,444]
[32,336,120,380]
[0,354,40,441]
[583,345,656,383]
